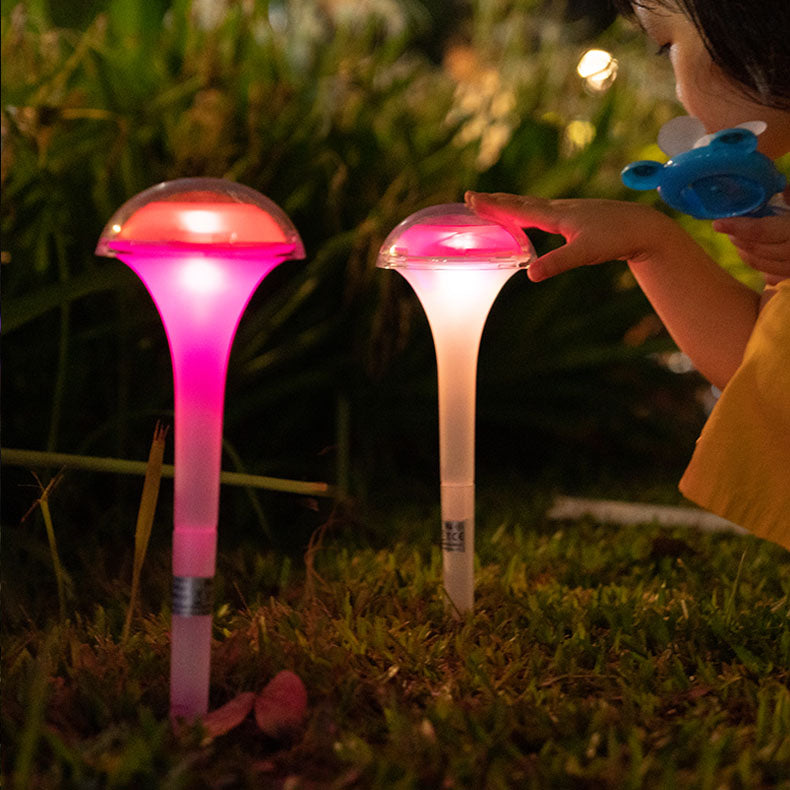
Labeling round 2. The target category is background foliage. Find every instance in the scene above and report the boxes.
[2,0,733,545]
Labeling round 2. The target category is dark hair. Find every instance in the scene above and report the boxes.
[612,0,790,108]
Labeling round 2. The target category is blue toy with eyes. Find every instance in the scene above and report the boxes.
[622,120,786,219]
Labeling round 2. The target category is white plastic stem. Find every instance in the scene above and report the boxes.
[170,614,213,716]
[400,266,515,614]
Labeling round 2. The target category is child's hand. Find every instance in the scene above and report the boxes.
[713,213,790,282]
[464,192,682,281]
[465,191,764,388]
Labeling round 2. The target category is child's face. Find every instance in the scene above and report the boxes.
[634,4,790,158]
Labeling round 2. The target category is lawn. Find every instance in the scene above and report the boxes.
[4,493,789,789]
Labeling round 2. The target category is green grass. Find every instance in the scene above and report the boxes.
[3,504,789,789]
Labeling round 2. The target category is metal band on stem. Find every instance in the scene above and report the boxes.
[172,576,214,616]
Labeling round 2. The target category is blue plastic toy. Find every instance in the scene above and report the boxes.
[622,127,786,219]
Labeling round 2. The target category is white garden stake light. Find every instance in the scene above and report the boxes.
[377,204,534,614]
[97,178,304,719]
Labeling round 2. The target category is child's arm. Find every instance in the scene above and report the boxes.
[465,192,761,390]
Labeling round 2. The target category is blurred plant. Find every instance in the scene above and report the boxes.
[2,0,713,550]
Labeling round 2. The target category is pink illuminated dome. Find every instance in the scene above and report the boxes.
[377,203,534,269]
[96,177,305,260]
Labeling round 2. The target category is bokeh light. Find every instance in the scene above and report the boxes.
[577,48,618,92]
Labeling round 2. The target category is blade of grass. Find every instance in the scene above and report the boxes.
[724,548,748,627]
[336,391,351,499]
[2,447,336,497]
[21,474,68,623]
[12,631,55,790]
[39,492,66,623]
[221,437,272,541]
[46,228,71,453]
[2,266,131,333]
[122,422,168,643]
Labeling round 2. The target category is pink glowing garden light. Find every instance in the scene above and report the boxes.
[377,204,534,614]
[97,178,304,718]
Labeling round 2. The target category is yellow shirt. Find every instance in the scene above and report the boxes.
[679,278,790,550]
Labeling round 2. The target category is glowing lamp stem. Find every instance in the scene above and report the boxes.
[168,321,232,721]
[118,253,280,718]
[400,266,515,615]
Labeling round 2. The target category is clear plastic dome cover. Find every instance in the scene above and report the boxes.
[96,177,305,259]
[377,203,534,269]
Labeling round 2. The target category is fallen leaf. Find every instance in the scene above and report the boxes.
[255,670,308,737]
[201,691,255,740]
[687,685,712,701]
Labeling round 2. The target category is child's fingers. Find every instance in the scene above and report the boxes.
[735,249,790,277]
[465,191,586,281]
[713,215,790,276]
[465,191,564,234]
[713,215,790,244]
[733,239,790,262]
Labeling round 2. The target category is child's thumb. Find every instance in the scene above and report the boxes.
[527,242,587,281]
